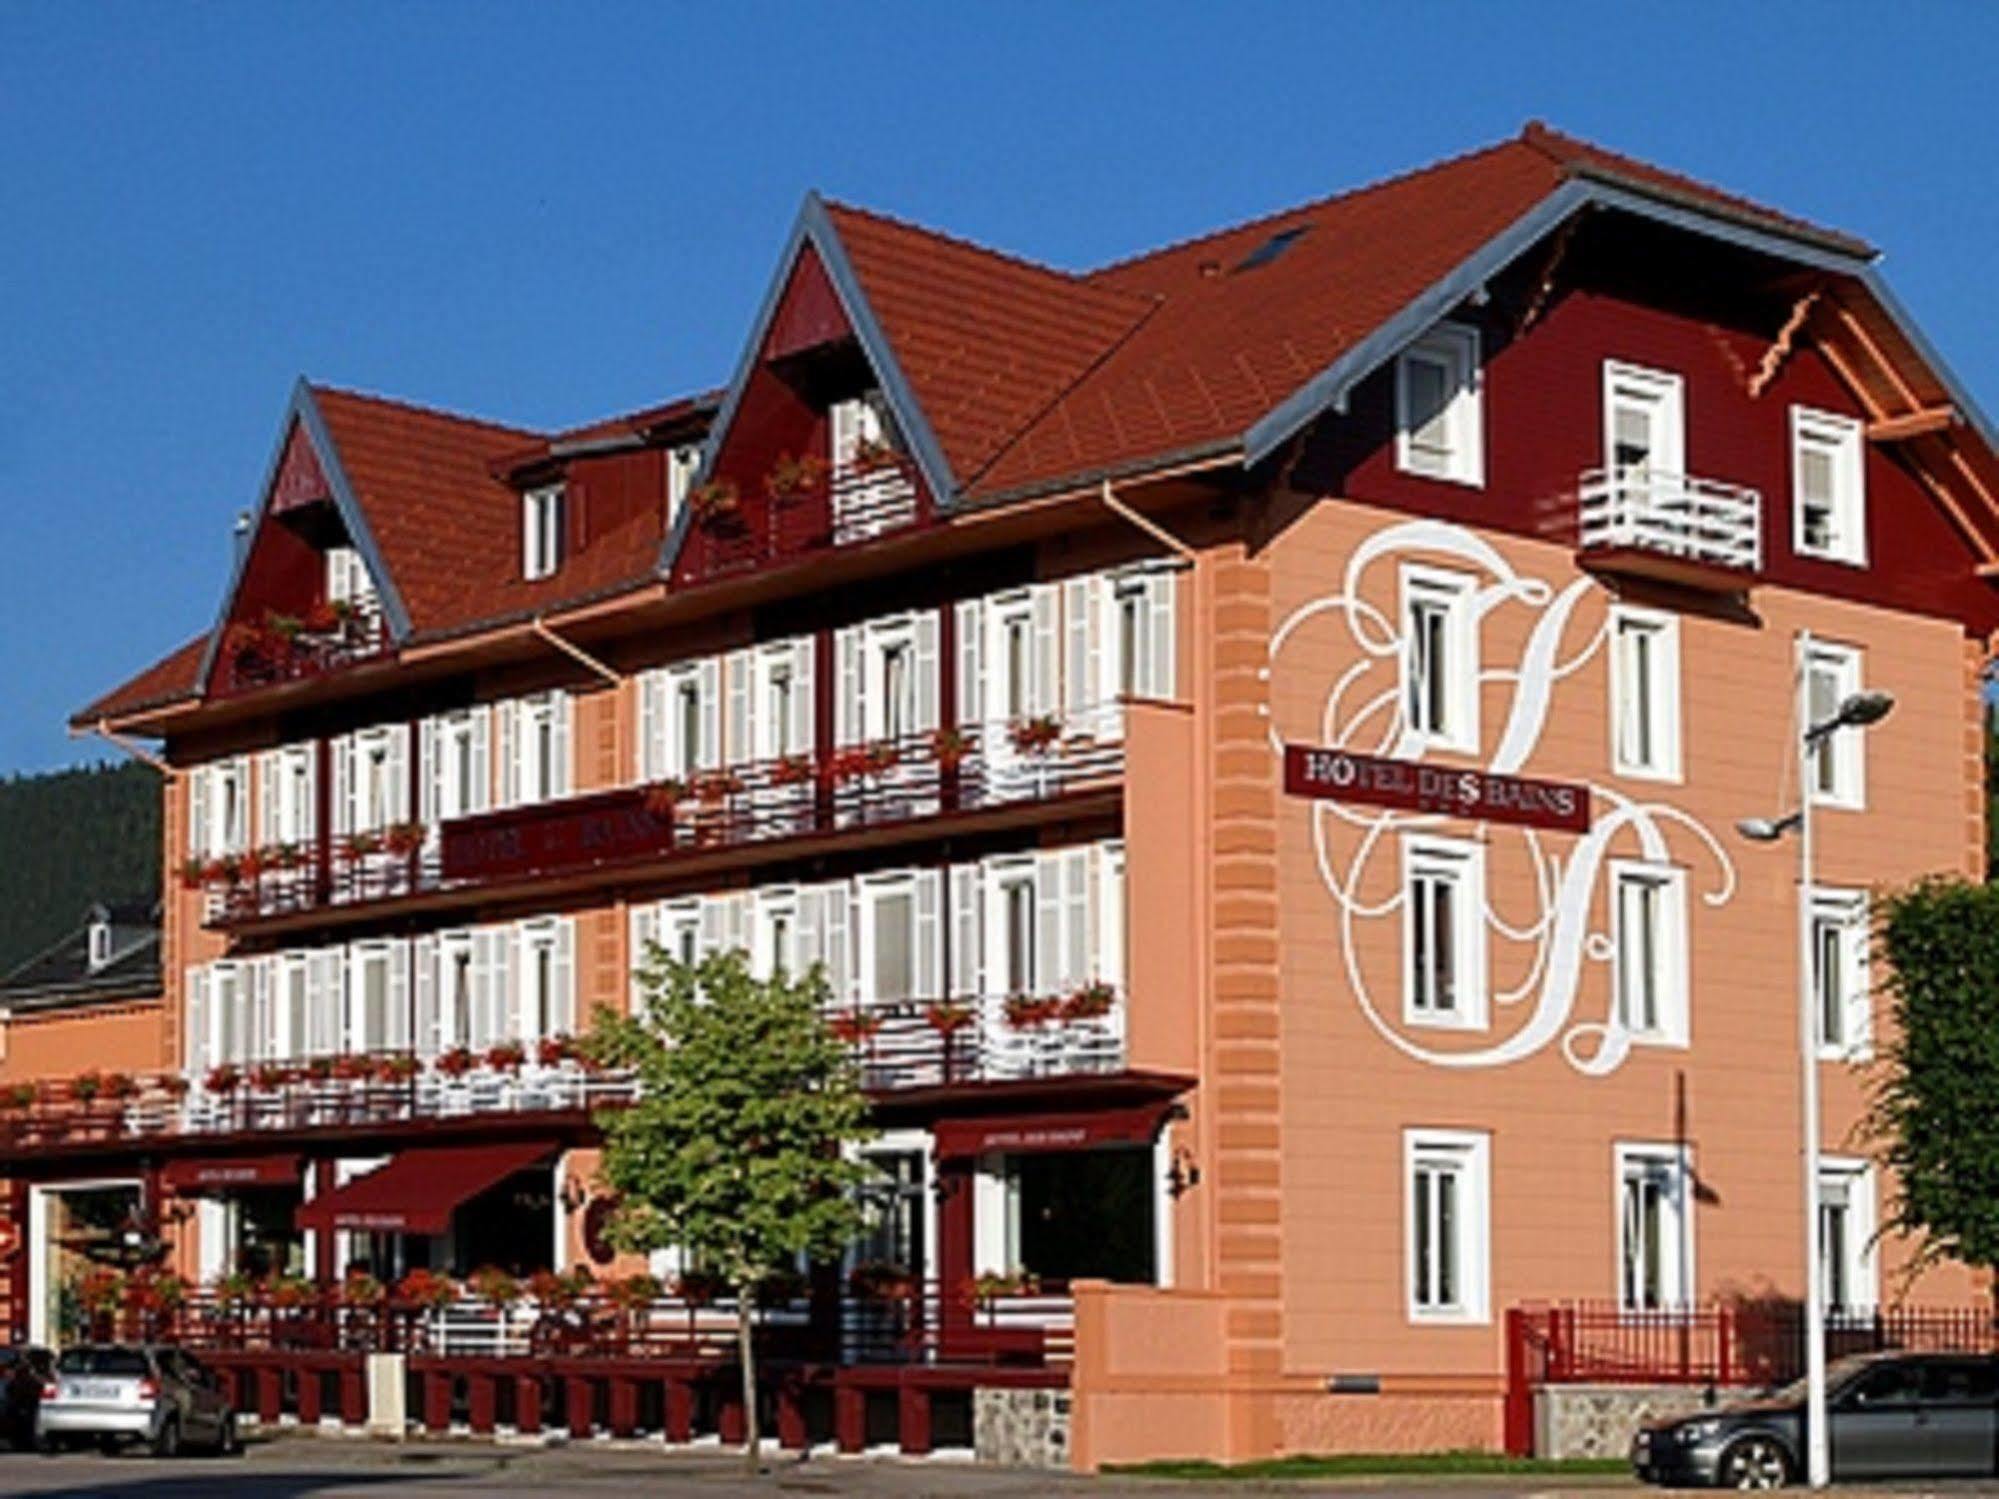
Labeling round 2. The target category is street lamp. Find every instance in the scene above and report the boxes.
[1736,632,1894,1491]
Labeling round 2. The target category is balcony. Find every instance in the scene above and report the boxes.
[671,457,930,588]
[214,602,393,699]
[202,704,1127,932]
[1567,466,1762,590]
[841,990,1126,1091]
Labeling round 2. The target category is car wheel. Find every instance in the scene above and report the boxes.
[97,1434,121,1456]
[151,1415,180,1459]
[37,1432,65,1456]
[1720,1435,1792,1489]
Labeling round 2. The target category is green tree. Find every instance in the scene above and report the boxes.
[586,949,870,1469]
[1871,876,1999,1288]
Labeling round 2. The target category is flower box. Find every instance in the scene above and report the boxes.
[1004,995,1062,1030]
[929,727,972,770]
[485,1041,527,1074]
[395,1268,457,1309]
[435,1046,476,1079]
[689,478,741,527]
[923,1001,975,1038]
[1061,980,1116,1021]
[828,1009,883,1046]
[1008,715,1062,754]
[764,451,830,502]
[204,1064,242,1095]
[849,435,899,475]
[642,779,686,818]
[469,1266,522,1306]
[771,754,815,787]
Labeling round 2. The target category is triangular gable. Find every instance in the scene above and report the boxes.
[194,380,413,693]
[658,193,957,577]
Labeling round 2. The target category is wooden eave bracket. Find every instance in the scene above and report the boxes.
[1867,406,1958,442]
[1747,288,1821,398]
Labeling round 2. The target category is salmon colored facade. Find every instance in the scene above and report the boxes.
[33,126,1999,1463]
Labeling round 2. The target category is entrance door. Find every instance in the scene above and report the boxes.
[1003,1146,1156,1285]
[28,1181,142,1347]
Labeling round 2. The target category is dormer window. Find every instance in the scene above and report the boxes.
[1395,324,1483,487]
[326,545,376,614]
[523,484,565,581]
[86,916,111,972]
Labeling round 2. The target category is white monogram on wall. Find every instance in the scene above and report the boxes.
[1267,519,1735,1076]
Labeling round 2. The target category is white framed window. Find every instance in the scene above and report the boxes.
[985,856,1039,998]
[1610,607,1681,780]
[1804,640,1866,809]
[660,898,703,968]
[326,545,376,613]
[421,707,491,825]
[1401,834,1486,1030]
[1603,361,1685,479]
[857,870,940,1005]
[1612,860,1688,1046]
[1617,1143,1693,1311]
[836,612,939,746]
[1818,1158,1878,1313]
[1791,407,1866,565]
[666,444,703,531]
[211,961,248,1068]
[752,887,799,980]
[274,951,310,1061]
[428,931,474,1056]
[751,638,814,761]
[498,691,572,806]
[187,757,250,858]
[345,939,407,1056]
[517,917,575,1044]
[1395,322,1483,486]
[1811,887,1871,1060]
[1400,565,1478,754]
[330,725,409,838]
[258,743,316,849]
[523,484,565,580]
[1405,1128,1490,1323]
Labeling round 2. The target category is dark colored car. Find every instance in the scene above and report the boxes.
[1633,1351,1999,1488]
[0,1345,54,1449]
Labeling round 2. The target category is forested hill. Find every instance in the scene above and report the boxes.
[0,761,161,974]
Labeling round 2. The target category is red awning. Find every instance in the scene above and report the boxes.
[160,1154,302,1195]
[295,1141,552,1236]
[932,1103,1173,1161]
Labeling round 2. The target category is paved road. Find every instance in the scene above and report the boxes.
[0,1436,1648,1498]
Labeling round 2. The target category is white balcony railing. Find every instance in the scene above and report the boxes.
[1576,466,1762,575]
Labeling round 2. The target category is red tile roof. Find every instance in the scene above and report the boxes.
[82,123,1879,724]
[73,634,207,724]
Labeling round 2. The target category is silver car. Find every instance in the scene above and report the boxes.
[36,1344,238,1457]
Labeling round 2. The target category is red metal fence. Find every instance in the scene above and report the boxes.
[1504,1302,1999,1455]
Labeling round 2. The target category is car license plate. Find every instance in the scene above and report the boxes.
[69,1381,121,1400]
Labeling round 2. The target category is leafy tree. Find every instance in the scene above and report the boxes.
[586,949,870,1470]
[1870,876,1999,1287]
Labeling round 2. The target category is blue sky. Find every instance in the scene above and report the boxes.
[3,2,1995,772]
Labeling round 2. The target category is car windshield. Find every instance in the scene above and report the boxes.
[1772,1354,1882,1404]
[55,1347,149,1377]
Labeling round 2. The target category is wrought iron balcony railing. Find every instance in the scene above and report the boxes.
[836,990,1126,1091]
[203,703,1128,927]
[214,602,393,699]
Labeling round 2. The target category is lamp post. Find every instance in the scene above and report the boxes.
[1736,629,1893,1490]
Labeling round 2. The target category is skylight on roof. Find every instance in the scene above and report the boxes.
[1234,224,1312,272]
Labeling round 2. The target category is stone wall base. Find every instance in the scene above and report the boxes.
[1535,1383,1762,1460]
[973,1386,1070,1469]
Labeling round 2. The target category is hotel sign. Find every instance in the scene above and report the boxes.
[1283,745,1590,833]
[441,787,674,883]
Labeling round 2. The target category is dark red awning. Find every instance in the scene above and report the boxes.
[160,1154,301,1194]
[295,1141,551,1236]
[932,1102,1173,1161]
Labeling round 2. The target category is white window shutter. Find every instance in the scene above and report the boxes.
[551,692,573,797]
[1063,847,1090,987]
[413,935,438,1059]
[331,737,355,836]
[950,864,983,997]
[420,718,440,825]
[496,702,518,809]
[726,650,751,766]
[1064,578,1091,716]
[1147,568,1177,699]
[823,882,853,1005]
[306,950,338,1056]
[227,758,250,851]
[835,626,864,746]
[1034,853,1061,995]
[1098,844,1126,989]
[915,868,942,1001]
[955,599,985,731]
[469,931,495,1050]
[469,707,491,813]
[552,918,576,1035]
[698,897,726,960]
[797,886,824,985]
[386,939,411,1054]
[248,960,270,1065]
[185,968,208,1077]
[188,768,211,858]
[298,748,318,844]
[386,729,410,824]
[258,753,279,849]
[789,638,816,757]
[500,927,523,1041]
[629,902,660,1010]
[696,660,721,770]
[638,671,664,781]
[1030,584,1059,718]
[915,610,940,734]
